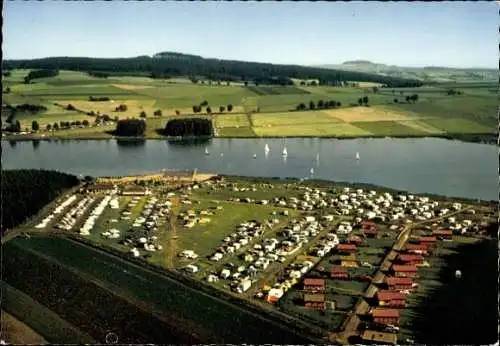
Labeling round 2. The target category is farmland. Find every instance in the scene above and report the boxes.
[2,70,496,142]
[3,173,496,344]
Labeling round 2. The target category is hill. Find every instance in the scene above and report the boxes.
[316,61,497,83]
[3,52,423,88]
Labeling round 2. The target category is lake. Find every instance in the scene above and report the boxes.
[3,138,498,201]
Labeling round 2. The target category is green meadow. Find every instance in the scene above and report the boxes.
[2,70,496,140]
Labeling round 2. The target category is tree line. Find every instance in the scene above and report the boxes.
[4,52,423,87]
[163,118,213,137]
[24,69,59,83]
[296,99,341,111]
[113,119,147,136]
[1,169,80,231]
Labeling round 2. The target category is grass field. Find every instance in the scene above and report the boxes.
[3,236,314,344]
[3,70,497,140]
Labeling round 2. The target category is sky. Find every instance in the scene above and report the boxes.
[2,1,497,68]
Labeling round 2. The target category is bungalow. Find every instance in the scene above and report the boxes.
[418,236,437,247]
[303,293,325,310]
[364,227,378,238]
[340,254,359,267]
[330,266,349,280]
[432,229,453,240]
[85,183,117,194]
[385,277,414,290]
[361,330,397,345]
[391,264,418,278]
[396,254,424,266]
[403,243,430,256]
[303,278,326,293]
[121,186,151,196]
[337,244,357,254]
[346,236,364,246]
[376,290,407,308]
[372,308,400,325]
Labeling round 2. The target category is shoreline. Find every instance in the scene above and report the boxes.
[3,132,498,145]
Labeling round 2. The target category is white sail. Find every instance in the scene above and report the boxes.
[282,147,288,156]
[205,147,209,155]
[356,151,360,160]
[220,153,224,157]
[253,154,257,159]
[310,168,314,174]
[264,144,270,153]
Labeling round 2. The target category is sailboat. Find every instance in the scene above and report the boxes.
[355,151,360,160]
[205,147,210,156]
[316,153,320,161]
[264,143,270,154]
[253,154,257,159]
[310,167,314,175]
[220,153,224,157]
[282,146,288,157]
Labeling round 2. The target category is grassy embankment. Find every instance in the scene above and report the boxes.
[2,70,496,142]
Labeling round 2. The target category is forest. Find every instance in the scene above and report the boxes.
[163,118,213,137]
[3,52,423,87]
[113,119,147,136]
[1,169,80,232]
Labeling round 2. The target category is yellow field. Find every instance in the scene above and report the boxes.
[111,84,154,91]
[215,113,250,128]
[252,111,341,127]
[65,99,164,118]
[253,123,371,137]
[325,106,421,123]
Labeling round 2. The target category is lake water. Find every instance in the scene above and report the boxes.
[2,138,498,201]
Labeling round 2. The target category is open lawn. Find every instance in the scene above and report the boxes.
[215,113,251,128]
[351,121,428,136]
[253,123,371,137]
[325,106,423,122]
[421,118,494,133]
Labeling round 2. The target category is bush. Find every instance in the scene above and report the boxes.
[114,119,146,136]
[164,118,213,137]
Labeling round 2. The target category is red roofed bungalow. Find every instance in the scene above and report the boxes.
[419,236,437,247]
[337,244,357,254]
[364,227,378,238]
[303,278,326,293]
[397,254,424,266]
[404,243,430,256]
[376,290,407,308]
[347,236,364,246]
[432,229,453,240]
[385,277,414,290]
[330,266,349,280]
[372,308,400,325]
[391,264,419,278]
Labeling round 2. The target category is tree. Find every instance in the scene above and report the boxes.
[31,120,40,132]
[244,81,248,86]
[192,105,200,113]
[405,96,411,103]
[175,110,180,116]
[102,114,111,122]
[362,96,369,106]
[206,107,212,114]
[309,100,316,110]
[116,104,128,112]
[46,124,52,131]
[219,106,225,113]
[358,98,363,106]
[393,98,399,103]
[200,100,208,107]
[336,102,341,107]
[154,109,162,117]
[317,100,324,108]
[140,111,147,118]
[75,120,82,126]
[296,103,306,111]
[227,104,233,112]
[372,86,379,93]
[410,94,419,103]
[67,104,76,111]
[82,119,89,126]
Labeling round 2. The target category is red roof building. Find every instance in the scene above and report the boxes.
[303,278,326,292]
[391,264,419,278]
[337,244,357,254]
[432,229,453,240]
[403,243,430,256]
[418,236,437,246]
[397,254,424,265]
[303,293,325,310]
[385,277,414,290]
[364,228,378,238]
[376,290,407,308]
[330,266,349,280]
[372,308,401,325]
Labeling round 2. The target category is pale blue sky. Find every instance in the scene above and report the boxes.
[2,1,497,68]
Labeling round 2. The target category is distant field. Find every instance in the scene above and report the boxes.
[3,69,496,140]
